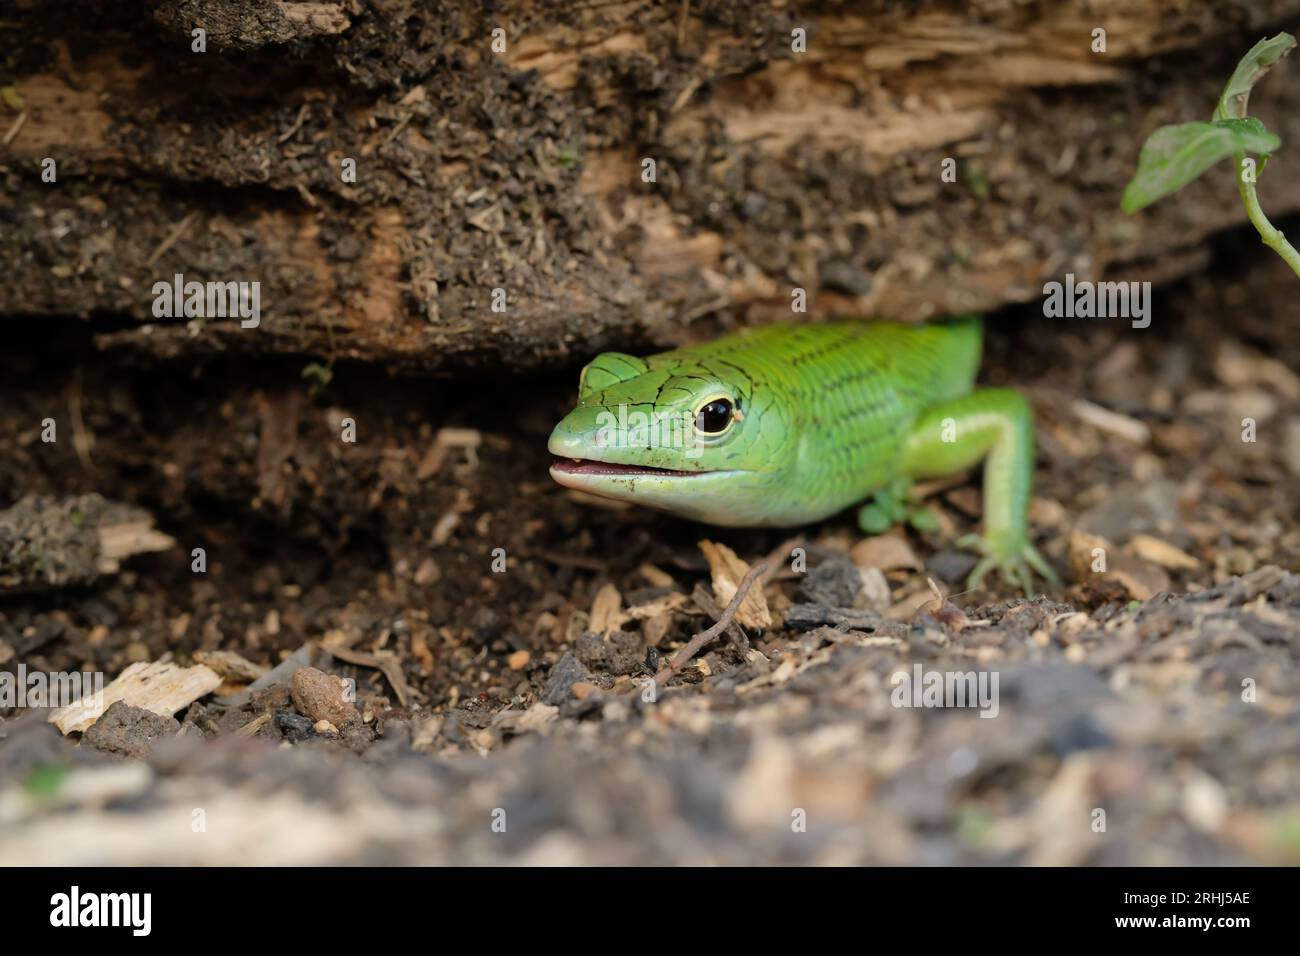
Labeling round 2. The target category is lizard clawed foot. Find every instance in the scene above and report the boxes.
[957,532,1060,595]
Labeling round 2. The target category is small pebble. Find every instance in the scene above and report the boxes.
[290,666,359,728]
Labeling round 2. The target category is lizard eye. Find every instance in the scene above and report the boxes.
[696,398,734,433]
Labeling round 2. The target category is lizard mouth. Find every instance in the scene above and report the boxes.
[550,457,709,478]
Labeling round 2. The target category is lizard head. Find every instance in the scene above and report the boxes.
[548,350,775,524]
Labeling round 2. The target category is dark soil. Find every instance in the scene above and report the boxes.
[1,223,1298,865]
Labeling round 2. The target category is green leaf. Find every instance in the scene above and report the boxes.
[1217,116,1278,144]
[906,506,940,534]
[857,504,892,535]
[1220,116,1282,162]
[1121,119,1281,213]
[1216,33,1296,120]
[301,361,334,394]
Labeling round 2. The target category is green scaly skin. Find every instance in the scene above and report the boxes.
[549,316,1058,594]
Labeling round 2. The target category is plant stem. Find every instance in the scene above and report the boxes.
[1235,153,1300,277]
[1214,36,1300,278]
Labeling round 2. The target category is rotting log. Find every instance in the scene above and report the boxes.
[2,1,1298,372]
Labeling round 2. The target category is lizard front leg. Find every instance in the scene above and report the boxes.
[898,388,1059,593]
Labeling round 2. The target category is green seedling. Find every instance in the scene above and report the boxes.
[301,361,334,395]
[1123,33,1300,277]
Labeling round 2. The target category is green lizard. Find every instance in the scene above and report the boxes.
[549,316,1058,593]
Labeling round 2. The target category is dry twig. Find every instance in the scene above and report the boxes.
[638,558,767,694]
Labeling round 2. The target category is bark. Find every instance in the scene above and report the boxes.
[2,0,1299,372]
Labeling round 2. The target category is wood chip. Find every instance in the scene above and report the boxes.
[234,713,271,738]
[410,630,435,675]
[636,562,675,588]
[1214,340,1300,399]
[49,661,221,735]
[96,521,175,574]
[1069,530,1170,600]
[588,582,624,633]
[859,566,893,612]
[1070,398,1150,445]
[327,646,412,706]
[851,534,923,572]
[698,540,771,630]
[414,558,441,584]
[431,510,460,545]
[493,702,559,735]
[642,611,673,647]
[624,591,688,620]
[417,427,482,479]
[2,109,27,146]
[193,649,269,683]
[398,85,427,106]
[1129,534,1199,571]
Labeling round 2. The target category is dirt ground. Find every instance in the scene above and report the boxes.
[0,219,1297,865]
